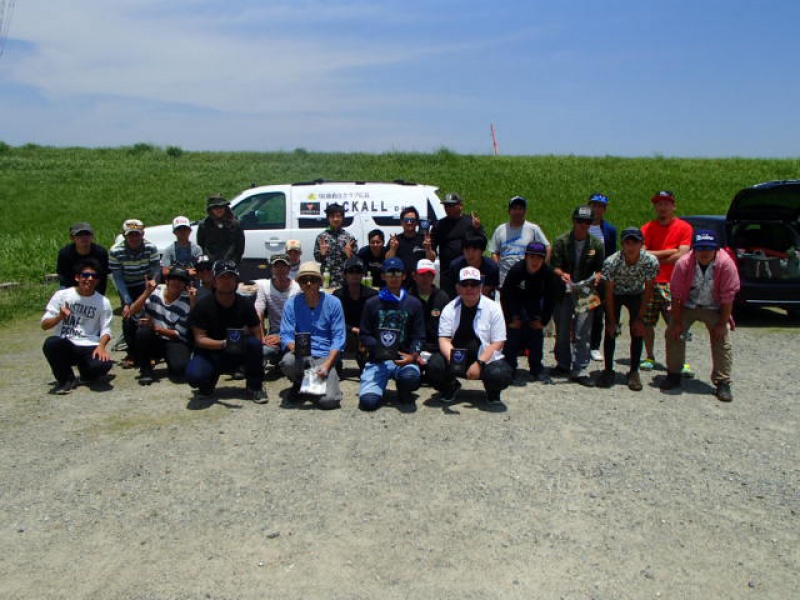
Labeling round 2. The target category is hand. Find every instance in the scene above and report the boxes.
[59,302,72,322]
[561,273,572,285]
[315,365,330,379]
[350,327,360,335]
[471,211,481,229]
[466,362,482,380]
[394,352,415,367]
[711,322,728,343]
[139,315,154,329]
[423,233,432,250]
[122,304,132,319]
[319,237,330,256]
[92,346,112,362]
[344,239,356,258]
[265,334,280,347]
[631,318,646,338]
[188,285,197,300]
[389,234,399,250]
[530,319,544,330]
[146,276,158,293]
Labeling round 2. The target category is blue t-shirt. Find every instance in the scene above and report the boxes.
[280,292,346,357]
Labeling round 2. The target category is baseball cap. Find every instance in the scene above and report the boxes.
[166,266,191,283]
[525,242,547,257]
[297,261,322,281]
[588,193,609,206]
[458,266,482,283]
[123,219,145,235]
[344,257,365,272]
[415,259,436,275]
[382,257,405,273]
[442,192,463,205]
[70,222,94,236]
[213,260,239,278]
[693,229,719,250]
[196,254,212,270]
[651,190,676,204]
[508,195,528,209]
[206,194,229,210]
[572,206,594,221]
[285,239,302,252]
[172,216,192,231]
[621,227,645,242]
[270,253,291,266]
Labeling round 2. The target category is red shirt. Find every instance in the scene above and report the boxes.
[642,218,693,283]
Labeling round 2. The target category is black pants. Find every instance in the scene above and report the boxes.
[604,293,644,372]
[135,327,191,378]
[121,282,146,360]
[504,324,545,376]
[42,336,113,385]
[425,351,513,395]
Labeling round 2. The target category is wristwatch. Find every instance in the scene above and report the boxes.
[476,359,486,369]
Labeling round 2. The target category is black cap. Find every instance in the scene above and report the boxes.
[621,227,644,242]
[572,205,594,221]
[206,194,229,210]
[344,257,365,272]
[213,260,239,278]
[166,266,191,282]
[508,196,528,209]
[442,192,463,205]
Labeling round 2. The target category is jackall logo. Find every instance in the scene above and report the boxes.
[380,330,398,347]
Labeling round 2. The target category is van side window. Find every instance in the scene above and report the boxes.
[233,193,287,230]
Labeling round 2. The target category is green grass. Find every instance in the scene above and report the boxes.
[1,143,798,324]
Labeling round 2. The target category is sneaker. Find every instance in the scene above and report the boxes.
[596,369,615,388]
[440,380,462,405]
[486,390,502,404]
[590,349,603,361]
[681,363,695,378]
[715,382,733,402]
[570,375,595,387]
[660,373,682,391]
[512,371,528,387]
[550,365,571,378]
[247,387,268,404]
[138,372,155,386]
[231,367,246,381]
[54,378,76,395]
[195,387,215,400]
[532,371,554,385]
[627,371,643,392]
[640,357,656,371]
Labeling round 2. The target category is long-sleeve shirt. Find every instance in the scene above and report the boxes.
[670,250,740,306]
[280,292,346,357]
[313,228,355,289]
[500,261,556,324]
[108,239,160,304]
[359,291,426,356]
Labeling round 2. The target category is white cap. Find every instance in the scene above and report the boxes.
[458,266,482,283]
[172,216,192,231]
[415,259,436,275]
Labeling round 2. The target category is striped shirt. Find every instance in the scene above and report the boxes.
[109,239,160,286]
[144,285,192,342]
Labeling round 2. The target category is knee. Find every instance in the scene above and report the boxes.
[43,336,66,355]
[359,393,383,412]
[185,356,212,387]
[396,367,421,391]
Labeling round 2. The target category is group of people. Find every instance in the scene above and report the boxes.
[42,189,740,407]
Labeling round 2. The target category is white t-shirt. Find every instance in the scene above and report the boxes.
[254,278,301,334]
[489,221,550,284]
[42,287,113,346]
[438,295,506,362]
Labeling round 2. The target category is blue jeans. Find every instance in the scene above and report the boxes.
[554,295,593,377]
[359,360,421,411]
[185,336,264,393]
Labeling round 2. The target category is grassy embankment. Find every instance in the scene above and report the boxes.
[1,143,798,325]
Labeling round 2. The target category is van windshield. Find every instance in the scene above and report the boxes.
[234,192,287,230]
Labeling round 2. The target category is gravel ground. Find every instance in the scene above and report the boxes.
[1,309,798,599]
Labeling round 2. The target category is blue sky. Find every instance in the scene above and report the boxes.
[1,0,798,157]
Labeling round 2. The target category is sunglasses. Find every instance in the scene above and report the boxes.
[384,270,404,277]
[460,281,481,288]
[79,271,99,279]
[402,217,418,224]
[298,277,320,285]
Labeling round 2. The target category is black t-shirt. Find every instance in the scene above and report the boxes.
[389,233,428,281]
[452,303,480,348]
[190,293,259,340]
[431,217,485,271]
[56,243,110,295]
[410,287,450,351]
[333,284,378,328]
[357,246,386,288]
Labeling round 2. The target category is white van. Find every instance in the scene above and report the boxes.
[136,179,445,281]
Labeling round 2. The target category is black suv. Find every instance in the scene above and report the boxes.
[683,180,800,317]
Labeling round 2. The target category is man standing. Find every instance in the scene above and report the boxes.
[41,258,113,394]
[430,192,485,297]
[161,216,203,277]
[186,260,267,403]
[285,239,303,280]
[108,219,160,368]
[587,193,618,362]
[662,230,740,401]
[501,242,557,385]
[489,196,551,287]
[550,206,606,386]
[314,203,356,289]
[640,190,694,374]
[197,194,245,264]
[254,254,300,369]
[57,222,109,295]
[596,228,659,391]
[426,267,512,404]
[448,232,500,298]
[333,257,378,370]
[280,262,346,409]
[358,258,426,411]
[385,206,436,285]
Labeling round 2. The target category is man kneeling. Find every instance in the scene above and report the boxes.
[426,267,513,404]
